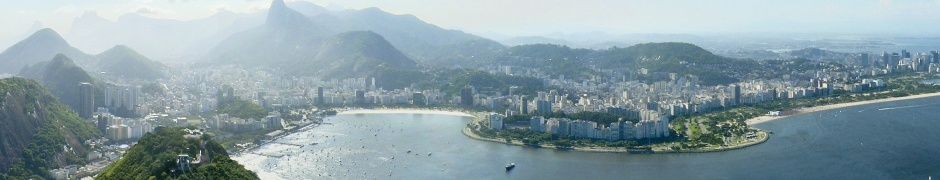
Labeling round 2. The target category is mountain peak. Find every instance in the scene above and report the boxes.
[108,45,135,52]
[49,53,74,65]
[29,28,67,44]
[96,45,166,80]
[266,0,299,27]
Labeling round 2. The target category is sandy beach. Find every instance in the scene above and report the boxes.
[746,92,940,125]
[339,109,475,117]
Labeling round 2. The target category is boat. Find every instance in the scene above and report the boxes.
[505,163,515,171]
[427,152,432,156]
[406,150,411,153]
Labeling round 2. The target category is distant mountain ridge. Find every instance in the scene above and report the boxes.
[211,0,418,81]
[67,11,261,61]
[304,5,505,66]
[0,28,91,74]
[493,42,758,85]
[95,45,166,80]
[306,31,417,77]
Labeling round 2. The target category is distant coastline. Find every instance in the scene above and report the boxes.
[746,91,940,125]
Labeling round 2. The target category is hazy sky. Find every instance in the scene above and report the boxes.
[2,0,940,40]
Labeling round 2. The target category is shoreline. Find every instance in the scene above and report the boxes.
[343,108,773,153]
[745,91,940,125]
[462,126,770,154]
[339,109,474,117]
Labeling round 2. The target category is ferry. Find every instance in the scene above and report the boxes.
[505,163,516,171]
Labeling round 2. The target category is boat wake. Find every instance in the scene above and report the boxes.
[878,103,940,111]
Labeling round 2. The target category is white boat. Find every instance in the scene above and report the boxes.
[505,163,516,171]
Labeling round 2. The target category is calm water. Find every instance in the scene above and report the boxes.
[233,97,940,179]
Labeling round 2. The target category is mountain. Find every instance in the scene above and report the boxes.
[209,0,332,67]
[212,0,423,82]
[67,11,262,61]
[0,77,101,179]
[96,127,258,179]
[304,31,416,77]
[18,54,97,114]
[0,28,91,74]
[500,36,576,47]
[95,45,166,80]
[284,1,331,20]
[213,0,505,68]
[490,42,760,85]
[307,6,505,66]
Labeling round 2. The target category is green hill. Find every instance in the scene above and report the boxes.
[18,54,97,115]
[491,42,759,85]
[96,127,258,179]
[596,42,753,85]
[95,45,166,80]
[0,77,101,179]
[301,31,417,78]
[0,28,92,74]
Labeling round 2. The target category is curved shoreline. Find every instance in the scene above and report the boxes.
[745,91,940,125]
[461,126,770,154]
[339,108,773,153]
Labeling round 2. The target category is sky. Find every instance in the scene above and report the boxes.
[2,0,940,40]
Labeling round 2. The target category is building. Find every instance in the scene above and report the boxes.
[731,84,741,106]
[262,112,284,129]
[355,90,366,105]
[97,113,113,134]
[489,113,504,130]
[412,92,426,106]
[317,87,324,105]
[535,100,552,114]
[529,116,545,132]
[79,82,94,119]
[859,53,870,67]
[256,91,267,109]
[460,87,474,106]
[519,97,528,114]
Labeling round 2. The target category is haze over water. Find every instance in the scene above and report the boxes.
[233,96,940,179]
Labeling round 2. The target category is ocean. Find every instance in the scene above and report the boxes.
[233,96,940,179]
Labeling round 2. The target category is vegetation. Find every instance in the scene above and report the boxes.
[96,127,258,179]
[18,54,97,116]
[214,84,267,120]
[141,82,165,95]
[497,44,597,79]
[0,77,101,179]
[487,42,765,85]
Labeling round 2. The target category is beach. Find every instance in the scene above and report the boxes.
[339,109,474,117]
[746,91,940,125]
